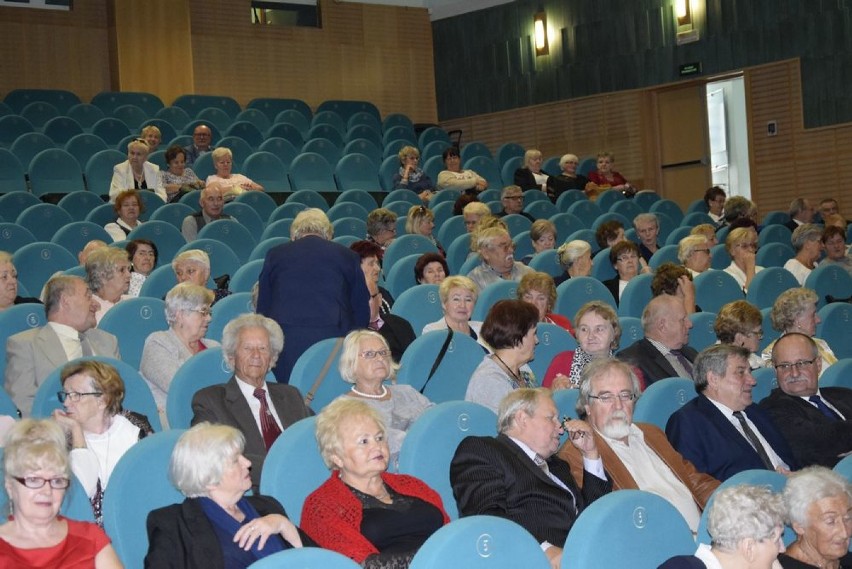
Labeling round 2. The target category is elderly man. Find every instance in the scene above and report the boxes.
[257,208,370,383]
[759,333,852,468]
[496,185,535,222]
[181,185,233,242]
[559,359,719,533]
[183,123,213,167]
[634,213,661,263]
[467,226,533,291]
[191,314,311,490]
[5,275,120,416]
[366,278,414,363]
[618,294,697,384]
[666,344,797,481]
[784,198,815,232]
[451,388,610,569]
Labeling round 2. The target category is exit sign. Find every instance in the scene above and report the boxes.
[679,62,702,76]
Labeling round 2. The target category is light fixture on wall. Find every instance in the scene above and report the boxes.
[674,0,700,45]
[534,11,549,56]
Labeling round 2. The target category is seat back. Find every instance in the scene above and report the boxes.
[554,277,617,321]
[462,156,502,188]
[471,280,518,321]
[10,132,55,172]
[805,264,852,309]
[260,417,327,525]
[148,202,195,230]
[397,402,497,520]
[648,244,681,270]
[619,316,645,346]
[383,253,420,299]
[529,323,578,382]
[241,151,290,193]
[755,242,794,268]
[258,136,299,168]
[84,149,127,197]
[383,234,439,271]
[334,152,380,192]
[834,453,852,483]
[617,273,654,318]
[98,297,168,370]
[102,430,185,568]
[274,109,310,137]
[391,284,444,336]
[223,121,264,148]
[28,148,85,196]
[649,199,685,225]
[751,367,777,402]
[12,241,77,294]
[693,269,744,314]
[137,264,177,298]
[818,303,852,359]
[0,149,27,193]
[688,311,719,351]
[91,117,131,146]
[229,259,264,293]
[632,377,697,430]
[126,221,187,265]
[563,490,696,567]
[196,218,257,263]
[248,97,312,123]
[56,188,106,222]
[206,292,254,341]
[289,152,336,192]
[50,221,111,258]
[396,331,485,403]
[745,267,800,309]
[0,221,36,252]
[173,94,241,119]
[287,338,348,413]
[176,238,241,282]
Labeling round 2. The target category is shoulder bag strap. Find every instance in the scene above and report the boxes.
[304,337,344,407]
[420,328,453,395]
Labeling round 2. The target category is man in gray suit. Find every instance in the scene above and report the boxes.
[5,275,121,416]
[191,314,311,490]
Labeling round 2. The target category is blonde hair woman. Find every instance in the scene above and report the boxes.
[109,138,166,202]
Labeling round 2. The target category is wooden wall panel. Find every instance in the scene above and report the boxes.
[0,3,111,102]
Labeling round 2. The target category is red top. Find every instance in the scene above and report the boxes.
[301,471,449,562]
[0,517,111,568]
[545,312,574,336]
[543,350,647,390]
[587,170,628,188]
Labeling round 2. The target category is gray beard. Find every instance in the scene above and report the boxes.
[599,414,631,440]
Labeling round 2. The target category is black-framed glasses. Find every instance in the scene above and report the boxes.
[588,392,636,404]
[774,358,817,373]
[359,349,390,360]
[13,476,70,490]
[57,391,103,403]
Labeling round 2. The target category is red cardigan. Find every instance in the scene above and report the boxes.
[543,350,647,390]
[301,471,449,563]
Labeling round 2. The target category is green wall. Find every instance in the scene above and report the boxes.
[432,0,852,126]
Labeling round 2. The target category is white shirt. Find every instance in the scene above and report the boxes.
[707,398,789,470]
[69,414,142,497]
[723,262,764,292]
[783,258,811,286]
[599,424,701,531]
[48,321,84,360]
[694,543,724,569]
[235,376,283,433]
[800,389,845,420]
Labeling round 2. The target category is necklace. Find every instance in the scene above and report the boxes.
[350,384,388,399]
[493,353,524,387]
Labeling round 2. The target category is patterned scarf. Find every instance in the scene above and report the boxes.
[567,347,614,388]
[398,166,425,183]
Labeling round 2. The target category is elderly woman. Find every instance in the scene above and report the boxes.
[660,484,786,569]
[366,208,398,253]
[462,201,491,233]
[392,145,434,202]
[546,153,589,202]
[714,300,767,370]
[544,301,626,390]
[680,235,713,277]
[522,219,556,265]
[406,205,445,256]
[141,125,161,152]
[52,360,154,526]
[302,399,449,567]
[109,138,166,202]
[436,146,487,193]
[602,240,642,306]
[0,419,122,567]
[779,466,852,569]
[785,224,825,285]
[145,423,305,568]
[704,186,727,225]
[691,224,719,248]
[140,283,220,424]
[723,196,758,228]
[414,252,448,285]
[724,227,763,293]
[161,144,204,203]
[821,226,852,277]
[205,147,263,199]
[337,330,432,464]
[595,220,626,250]
[586,151,631,197]
[351,240,393,314]
[517,271,573,333]
[761,288,837,373]
[0,251,40,311]
[172,248,231,304]
[465,299,539,412]
[555,239,592,287]
[652,262,698,314]
[85,246,132,324]
[422,275,489,350]
[126,239,158,297]
[514,149,549,192]
[103,189,144,242]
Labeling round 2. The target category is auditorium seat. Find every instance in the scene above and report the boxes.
[127,221,186,265]
[289,153,337,192]
[258,136,299,168]
[609,199,643,222]
[555,189,587,212]
[173,94,241,119]
[91,91,164,118]
[495,142,525,168]
[347,111,382,133]
[91,117,131,146]
[396,331,484,402]
[649,198,684,225]
[176,238,241,281]
[112,104,149,130]
[16,202,74,240]
[0,222,36,253]
[154,106,192,131]
[391,284,443,336]
[381,113,415,134]
[596,189,625,211]
[50,221,112,258]
[13,241,77,295]
[222,201,265,242]
[234,108,271,133]
[0,149,28,193]
[196,218,257,263]
[305,125,344,148]
[148,202,195,230]
[527,249,562,279]
[817,304,852,359]
[206,292,254,341]
[288,339,348,413]
[555,277,617,321]
[64,133,108,170]
[248,97,312,123]
[335,188,378,212]
[0,115,35,148]
[215,135,253,169]
[745,267,799,309]
[140,118,177,145]
[4,88,81,115]
[617,273,653,318]
[223,120,264,149]
[10,132,54,171]
[228,259,264,293]
[196,106,233,132]
[384,125,418,147]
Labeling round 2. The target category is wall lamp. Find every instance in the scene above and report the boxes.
[674,0,700,44]
[534,11,549,56]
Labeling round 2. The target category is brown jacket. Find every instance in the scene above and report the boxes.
[558,422,719,511]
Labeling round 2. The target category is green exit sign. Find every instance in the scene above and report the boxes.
[679,62,702,76]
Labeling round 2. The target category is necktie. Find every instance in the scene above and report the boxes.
[79,333,93,357]
[809,395,841,421]
[253,388,282,450]
[534,454,577,514]
[669,349,694,378]
[732,411,774,469]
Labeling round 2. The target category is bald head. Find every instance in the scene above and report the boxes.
[641,294,692,349]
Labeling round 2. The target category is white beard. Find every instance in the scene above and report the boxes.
[599,411,631,440]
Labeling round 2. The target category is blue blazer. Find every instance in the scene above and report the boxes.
[665,394,798,481]
[257,235,370,383]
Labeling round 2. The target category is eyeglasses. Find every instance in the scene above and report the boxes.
[190,308,213,317]
[503,195,523,201]
[693,248,711,254]
[745,329,764,339]
[588,392,636,404]
[359,349,390,360]
[617,254,638,262]
[57,391,102,403]
[13,476,70,490]
[774,358,817,373]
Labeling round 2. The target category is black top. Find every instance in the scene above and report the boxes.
[778,553,852,568]
[547,174,588,202]
[13,296,42,306]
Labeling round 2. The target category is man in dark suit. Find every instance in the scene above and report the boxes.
[367,278,414,363]
[191,314,312,490]
[257,208,370,383]
[783,197,815,232]
[5,275,121,416]
[450,388,611,569]
[760,333,852,467]
[618,294,697,385]
[666,344,798,481]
